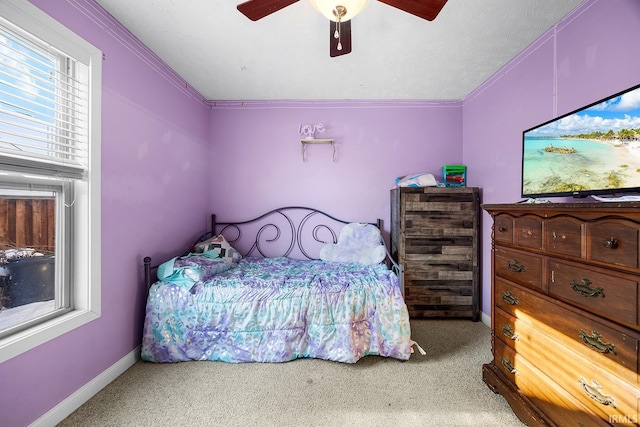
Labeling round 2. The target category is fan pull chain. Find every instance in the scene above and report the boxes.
[332,5,346,52]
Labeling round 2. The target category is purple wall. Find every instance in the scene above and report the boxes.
[3,0,638,425]
[0,1,211,426]
[209,101,462,236]
[463,0,640,316]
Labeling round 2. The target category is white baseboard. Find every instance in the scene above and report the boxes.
[30,345,141,427]
[481,311,490,328]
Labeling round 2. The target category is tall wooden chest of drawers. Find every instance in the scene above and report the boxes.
[483,203,640,426]
[390,187,480,320]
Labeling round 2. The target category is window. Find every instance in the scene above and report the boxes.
[0,0,101,363]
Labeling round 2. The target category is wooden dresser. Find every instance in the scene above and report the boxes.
[390,187,480,320]
[483,203,640,426]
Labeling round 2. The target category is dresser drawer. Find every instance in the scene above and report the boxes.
[549,260,639,327]
[403,213,475,238]
[514,214,543,250]
[545,216,584,259]
[494,247,543,290]
[542,303,640,386]
[494,308,527,351]
[494,340,611,427]
[404,285,472,301]
[503,318,640,425]
[494,214,513,245]
[403,238,474,265]
[404,261,474,281]
[495,278,531,316]
[589,219,640,270]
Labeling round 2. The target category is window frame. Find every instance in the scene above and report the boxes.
[0,0,101,364]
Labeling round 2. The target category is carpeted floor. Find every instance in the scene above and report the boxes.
[58,320,524,427]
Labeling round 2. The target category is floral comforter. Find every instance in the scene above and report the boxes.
[141,257,411,363]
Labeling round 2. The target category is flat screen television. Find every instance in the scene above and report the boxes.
[522,83,640,199]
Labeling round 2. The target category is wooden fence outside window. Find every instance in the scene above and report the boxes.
[0,197,55,254]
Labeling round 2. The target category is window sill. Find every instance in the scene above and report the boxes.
[0,308,100,364]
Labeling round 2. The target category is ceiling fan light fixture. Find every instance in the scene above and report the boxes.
[309,0,370,22]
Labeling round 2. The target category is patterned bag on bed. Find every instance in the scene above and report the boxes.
[194,234,242,264]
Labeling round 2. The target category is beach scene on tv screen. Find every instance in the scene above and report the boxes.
[523,85,640,196]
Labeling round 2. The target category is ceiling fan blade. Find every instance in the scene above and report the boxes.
[237,0,299,21]
[377,0,448,21]
[330,20,352,57]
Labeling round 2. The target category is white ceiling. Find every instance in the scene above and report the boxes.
[94,0,585,101]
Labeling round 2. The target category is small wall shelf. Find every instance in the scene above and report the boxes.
[301,138,336,162]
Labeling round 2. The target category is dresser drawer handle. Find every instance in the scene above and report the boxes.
[602,238,618,249]
[498,226,507,233]
[578,377,616,408]
[578,329,617,355]
[500,291,519,305]
[570,278,605,298]
[506,259,525,272]
[501,357,518,375]
[501,324,520,341]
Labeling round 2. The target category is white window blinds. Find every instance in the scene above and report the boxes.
[0,21,89,180]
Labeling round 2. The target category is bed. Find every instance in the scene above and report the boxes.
[141,207,412,364]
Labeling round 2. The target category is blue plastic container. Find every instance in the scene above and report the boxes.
[442,165,467,187]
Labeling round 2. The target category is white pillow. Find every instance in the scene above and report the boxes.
[320,223,386,265]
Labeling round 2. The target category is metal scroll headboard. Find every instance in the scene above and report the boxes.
[198,206,381,260]
[144,206,402,293]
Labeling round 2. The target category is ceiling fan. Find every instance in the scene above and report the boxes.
[237,0,448,57]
